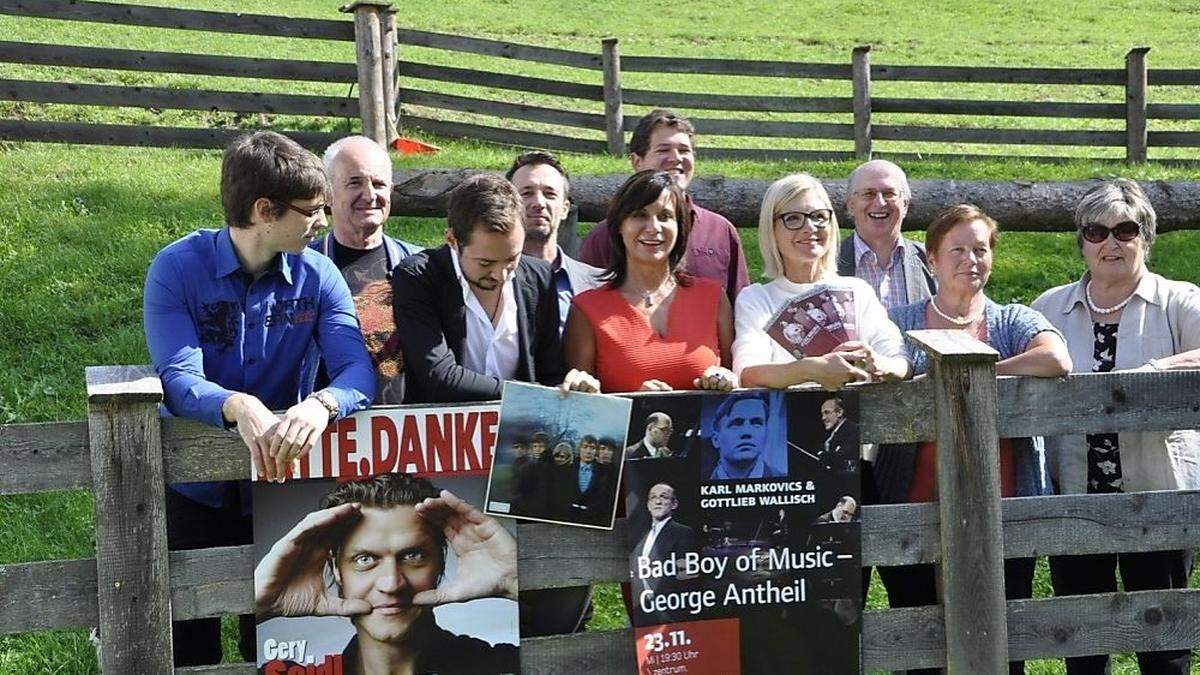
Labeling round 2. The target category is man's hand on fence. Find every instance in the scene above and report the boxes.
[268,398,331,482]
[223,393,282,481]
[411,489,519,605]
[254,503,372,621]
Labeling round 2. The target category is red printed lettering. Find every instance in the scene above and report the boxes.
[398,414,426,474]
[454,412,479,471]
[427,413,453,472]
[337,417,358,478]
[371,415,399,474]
[477,410,498,471]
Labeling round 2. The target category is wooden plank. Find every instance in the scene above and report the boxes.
[874,124,1126,146]
[397,29,601,70]
[874,97,1125,119]
[86,365,172,674]
[1148,69,1200,86]
[1126,47,1150,163]
[0,420,90,494]
[1148,103,1200,120]
[1149,131,1200,147]
[862,606,946,670]
[632,116,854,140]
[523,629,636,674]
[403,115,607,154]
[0,41,358,83]
[926,345,1009,672]
[517,518,628,591]
[872,64,1124,85]
[621,55,851,79]
[0,78,358,117]
[402,61,603,100]
[852,45,872,159]
[178,665,256,675]
[399,89,605,130]
[0,0,354,40]
[624,88,850,113]
[0,120,342,150]
[600,38,624,155]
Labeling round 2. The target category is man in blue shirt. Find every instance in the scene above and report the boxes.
[143,130,375,665]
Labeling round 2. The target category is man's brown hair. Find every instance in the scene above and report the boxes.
[504,150,571,195]
[628,109,696,159]
[447,174,526,245]
[220,130,329,229]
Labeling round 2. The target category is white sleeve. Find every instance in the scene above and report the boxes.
[855,282,906,359]
[732,285,783,376]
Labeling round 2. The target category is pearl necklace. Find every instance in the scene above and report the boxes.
[928,296,983,326]
[1085,281,1136,315]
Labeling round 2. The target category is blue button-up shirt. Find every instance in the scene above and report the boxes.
[144,228,375,505]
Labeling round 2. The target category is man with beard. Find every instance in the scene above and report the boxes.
[254,474,519,674]
[838,159,936,310]
[309,136,422,404]
[505,151,602,334]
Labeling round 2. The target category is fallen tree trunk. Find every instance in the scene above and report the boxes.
[391,169,1200,233]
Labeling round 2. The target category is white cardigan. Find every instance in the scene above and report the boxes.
[732,275,906,375]
[1032,271,1200,493]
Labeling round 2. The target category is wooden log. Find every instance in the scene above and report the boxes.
[380,8,399,143]
[399,88,605,130]
[0,0,354,40]
[0,119,341,150]
[0,41,358,83]
[600,38,624,156]
[402,61,604,100]
[1148,69,1200,86]
[386,168,1200,232]
[1126,47,1151,163]
[908,329,1009,674]
[872,64,1124,85]
[403,115,606,154]
[620,55,851,79]
[852,45,872,159]
[623,88,851,113]
[624,115,855,140]
[397,29,601,70]
[346,3,388,145]
[85,364,173,673]
[874,97,1125,119]
[874,124,1125,146]
[0,78,358,117]
[697,147,855,163]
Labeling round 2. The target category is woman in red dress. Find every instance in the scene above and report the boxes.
[562,170,736,393]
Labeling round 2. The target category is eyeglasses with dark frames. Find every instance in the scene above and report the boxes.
[775,209,833,230]
[1081,220,1140,244]
[277,200,328,219]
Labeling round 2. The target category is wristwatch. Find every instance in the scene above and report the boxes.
[308,390,339,419]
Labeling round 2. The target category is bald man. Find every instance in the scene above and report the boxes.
[838,159,935,310]
[308,135,423,404]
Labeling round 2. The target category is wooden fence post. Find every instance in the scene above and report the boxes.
[852,45,872,160]
[1125,46,1150,164]
[906,330,1008,674]
[342,1,392,146]
[86,365,173,673]
[380,7,400,144]
[601,38,625,156]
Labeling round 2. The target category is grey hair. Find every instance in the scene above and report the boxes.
[321,135,391,176]
[847,159,911,202]
[1074,179,1157,252]
[757,173,840,280]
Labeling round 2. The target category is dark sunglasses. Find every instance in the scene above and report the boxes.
[278,200,328,218]
[1081,221,1140,244]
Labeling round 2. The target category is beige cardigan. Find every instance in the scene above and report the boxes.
[1031,271,1200,493]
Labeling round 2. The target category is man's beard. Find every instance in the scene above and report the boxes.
[465,274,500,292]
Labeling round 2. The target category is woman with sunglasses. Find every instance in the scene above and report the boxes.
[733,173,909,391]
[1032,179,1200,675]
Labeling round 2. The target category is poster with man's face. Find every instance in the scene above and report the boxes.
[252,405,519,675]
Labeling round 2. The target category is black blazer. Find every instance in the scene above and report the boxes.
[391,245,566,403]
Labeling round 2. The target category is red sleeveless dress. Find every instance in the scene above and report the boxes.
[571,277,722,393]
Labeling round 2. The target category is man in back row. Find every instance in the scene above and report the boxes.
[578,108,749,303]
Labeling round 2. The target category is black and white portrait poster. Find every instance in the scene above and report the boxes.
[623,389,862,675]
[485,381,632,529]
[253,405,519,675]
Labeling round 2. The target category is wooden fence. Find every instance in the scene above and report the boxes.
[2,332,1199,672]
[0,0,1198,163]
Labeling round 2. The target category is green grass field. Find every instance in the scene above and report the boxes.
[1,1,1199,673]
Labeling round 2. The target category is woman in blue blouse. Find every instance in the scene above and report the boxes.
[877,204,1071,675]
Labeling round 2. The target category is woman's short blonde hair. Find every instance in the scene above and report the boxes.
[757,173,841,280]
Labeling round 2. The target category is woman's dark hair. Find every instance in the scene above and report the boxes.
[602,170,693,287]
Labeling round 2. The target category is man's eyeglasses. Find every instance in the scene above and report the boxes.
[852,189,902,203]
[776,209,833,230]
[1081,221,1140,244]
[278,200,328,218]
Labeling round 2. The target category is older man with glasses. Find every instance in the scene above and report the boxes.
[838,159,936,309]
